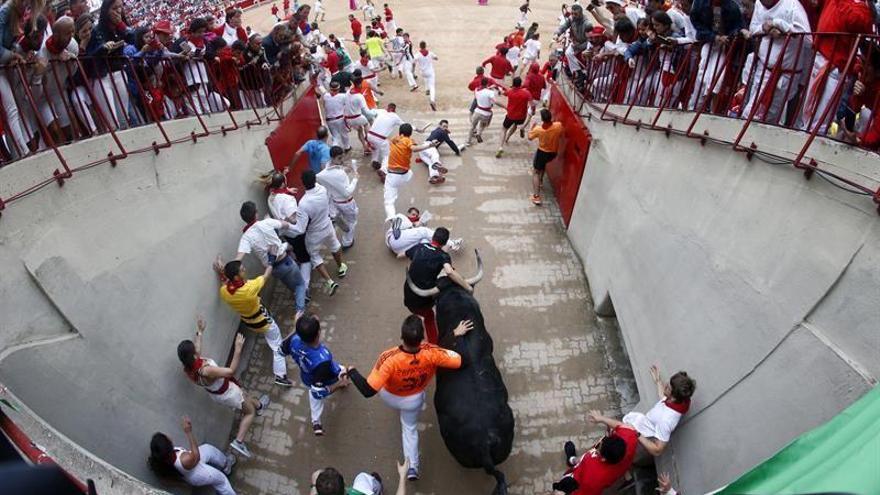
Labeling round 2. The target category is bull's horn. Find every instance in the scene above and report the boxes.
[407,271,440,297]
[464,249,484,286]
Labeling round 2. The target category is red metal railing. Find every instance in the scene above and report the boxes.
[563,31,880,212]
[0,54,302,216]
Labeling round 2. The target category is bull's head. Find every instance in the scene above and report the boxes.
[406,249,484,297]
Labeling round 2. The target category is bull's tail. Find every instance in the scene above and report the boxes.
[482,434,508,495]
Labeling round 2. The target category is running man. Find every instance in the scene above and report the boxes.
[299,169,348,295]
[414,41,439,111]
[468,78,503,145]
[290,127,331,173]
[368,102,404,176]
[363,30,391,74]
[496,76,532,158]
[281,314,349,436]
[317,146,360,248]
[177,316,270,459]
[214,255,294,386]
[317,82,351,152]
[267,172,313,300]
[527,108,563,205]
[384,123,440,219]
[343,83,373,154]
[348,315,475,481]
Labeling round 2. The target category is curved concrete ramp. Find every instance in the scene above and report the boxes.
[0,115,278,491]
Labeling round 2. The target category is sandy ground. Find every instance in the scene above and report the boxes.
[227,2,637,495]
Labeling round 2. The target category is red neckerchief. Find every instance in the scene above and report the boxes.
[189,35,205,49]
[184,357,205,382]
[665,398,691,414]
[430,240,443,248]
[269,187,295,196]
[236,26,247,42]
[115,21,128,33]
[45,35,66,55]
[407,213,420,223]
[226,278,246,295]
[419,49,429,57]
[242,220,256,233]
[542,122,552,130]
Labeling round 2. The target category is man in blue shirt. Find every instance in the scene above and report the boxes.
[290,127,332,173]
[281,314,349,435]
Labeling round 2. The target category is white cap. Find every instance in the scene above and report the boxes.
[351,473,381,495]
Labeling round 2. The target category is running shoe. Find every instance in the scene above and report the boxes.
[519,127,525,138]
[326,280,339,296]
[476,135,483,143]
[447,238,463,252]
[564,441,577,467]
[425,89,430,95]
[410,85,419,92]
[429,175,446,184]
[530,194,542,206]
[223,452,237,475]
[230,440,253,459]
[274,375,293,387]
[391,216,402,240]
[337,263,349,278]
[430,103,437,111]
[371,161,381,170]
[313,423,324,436]
[256,394,271,416]
[406,467,419,481]
[496,149,504,158]
[431,163,448,174]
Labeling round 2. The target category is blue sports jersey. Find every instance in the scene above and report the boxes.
[288,334,341,387]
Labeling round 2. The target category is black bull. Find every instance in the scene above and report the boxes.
[410,251,515,494]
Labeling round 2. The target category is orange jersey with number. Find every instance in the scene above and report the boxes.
[366,343,462,396]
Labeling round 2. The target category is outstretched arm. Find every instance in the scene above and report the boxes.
[395,459,409,495]
[347,368,379,397]
[442,263,473,293]
[177,416,201,469]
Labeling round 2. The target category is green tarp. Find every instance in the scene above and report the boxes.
[719,385,880,495]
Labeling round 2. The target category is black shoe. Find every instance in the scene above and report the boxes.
[371,160,381,170]
[392,216,402,240]
[564,441,577,467]
[430,102,437,111]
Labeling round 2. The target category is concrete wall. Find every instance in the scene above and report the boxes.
[565,96,878,493]
[0,111,280,492]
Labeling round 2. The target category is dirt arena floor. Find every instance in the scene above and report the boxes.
[228,1,637,494]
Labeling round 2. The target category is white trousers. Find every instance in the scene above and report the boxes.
[418,148,442,178]
[386,226,433,255]
[422,71,436,103]
[0,72,31,154]
[379,389,424,471]
[264,321,288,378]
[179,444,236,495]
[367,134,391,170]
[327,118,351,149]
[306,224,342,266]
[742,64,794,124]
[690,43,727,110]
[330,200,359,247]
[70,85,97,133]
[309,390,325,424]
[798,53,840,135]
[383,169,413,220]
[564,45,584,73]
[91,70,131,130]
[299,261,312,291]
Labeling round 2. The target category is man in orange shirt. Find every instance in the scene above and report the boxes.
[527,108,564,205]
[383,123,439,220]
[349,315,474,481]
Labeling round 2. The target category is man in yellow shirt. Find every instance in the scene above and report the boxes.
[527,108,564,206]
[363,30,390,74]
[215,258,293,387]
[384,123,439,220]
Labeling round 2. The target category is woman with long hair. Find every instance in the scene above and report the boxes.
[148,415,237,495]
[0,0,46,156]
[85,0,134,130]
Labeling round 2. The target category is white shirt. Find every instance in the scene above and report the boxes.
[622,398,685,443]
[322,92,347,119]
[268,192,300,238]
[220,23,240,47]
[298,184,333,233]
[625,6,646,27]
[522,38,540,59]
[506,45,520,66]
[667,7,696,43]
[345,91,369,117]
[749,0,811,69]
[414,50,437,75]
[474,88,497,116]
[354,59,375,78]
[238,218,287,267]
[369,110,404,138]
[317,165,358,201]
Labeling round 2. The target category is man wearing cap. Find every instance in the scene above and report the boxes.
[383,123,439,220]
[367,103,404,177]
[317,146,360,248]
[153,20,175,46]
[348,315,474,481]
[318,82,351,152]
[290,126,332,173]
[554,4,593,76]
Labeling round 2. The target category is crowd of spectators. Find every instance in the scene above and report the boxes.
[0,0,325,164]
[127,0,232,30]
[555,0,880,149]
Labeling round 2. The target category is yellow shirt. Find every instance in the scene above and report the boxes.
[528,122,564,153]
[365,37,384,58]
[219,276,272,333]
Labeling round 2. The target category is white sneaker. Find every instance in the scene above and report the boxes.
[256,394,271,416]
[447,238,463,253]
[223,452,237,475]
[230,440,252,459]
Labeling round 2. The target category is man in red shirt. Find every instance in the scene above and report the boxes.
[482,47,514,81]
[322,40,340,75]
[496,76,532,158]
[552,411,638,495]
[467,66,505,115]
[349,14,363,43]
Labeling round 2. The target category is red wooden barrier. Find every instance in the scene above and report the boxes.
[547,81,591,227]
[265,86,321,190]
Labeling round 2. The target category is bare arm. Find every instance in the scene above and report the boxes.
[177,416,201,469]
[588,410,629,430]
[650,365,665,399]
[639,435,667,456]
[442,263,473,293]
[411,140,438,152]
[200,334,246,378]
[396,459,409,495]
[194,316,206,355]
